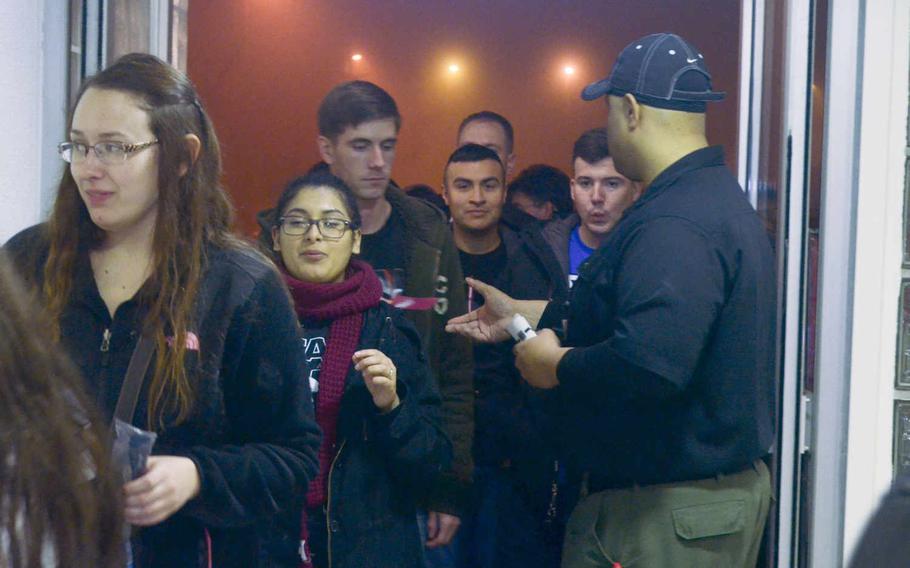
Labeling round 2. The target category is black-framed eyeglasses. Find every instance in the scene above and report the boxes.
[279,216,355,239]
[58,140,159,165]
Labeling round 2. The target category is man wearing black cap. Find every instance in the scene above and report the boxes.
[447,32,776,567]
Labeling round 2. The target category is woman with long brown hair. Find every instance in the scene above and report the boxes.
[4,53,320,567]
[0,252,123,567]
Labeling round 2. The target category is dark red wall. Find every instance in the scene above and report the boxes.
[187,0,742,235]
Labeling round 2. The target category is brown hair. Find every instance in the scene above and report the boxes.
[317,80,401,140]
[572,127,611,165]
[0,252,123,567]
[44,53,236,428]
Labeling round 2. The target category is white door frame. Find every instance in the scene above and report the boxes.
[841,0,909,562]
[737,0,813,565]
[805,0,863,561]
[741,0,910,565]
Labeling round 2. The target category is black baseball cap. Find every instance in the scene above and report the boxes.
[581,33,725,113]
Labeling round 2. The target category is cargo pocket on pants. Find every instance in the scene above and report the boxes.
[671,500,745,541]
[562,492,616,566]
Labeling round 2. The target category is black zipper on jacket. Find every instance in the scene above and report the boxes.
[378,316,393,350]
[325,439,346,568]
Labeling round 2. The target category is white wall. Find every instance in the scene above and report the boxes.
[843,0,910,561]
[40,1,69,228]
[0,0,43,242]
[0,0,68,244]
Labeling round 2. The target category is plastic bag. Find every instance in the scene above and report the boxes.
[112,418,157,482]
[111,418,157,568]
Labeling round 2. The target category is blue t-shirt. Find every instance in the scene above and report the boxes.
[568,226,594,288]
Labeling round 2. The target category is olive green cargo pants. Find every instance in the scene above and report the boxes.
[562,460,771,568]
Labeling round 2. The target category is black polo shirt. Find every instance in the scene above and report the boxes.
[549,146,777,487]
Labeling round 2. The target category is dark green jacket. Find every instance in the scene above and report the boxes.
[381,186,474,515]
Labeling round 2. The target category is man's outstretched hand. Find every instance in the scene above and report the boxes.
[445,278,514,343]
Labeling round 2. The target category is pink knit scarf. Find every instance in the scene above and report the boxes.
[282,259,382,506]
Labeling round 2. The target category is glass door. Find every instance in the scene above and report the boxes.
[738,0,827,565]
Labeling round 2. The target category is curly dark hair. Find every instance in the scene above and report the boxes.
[507,164,572,215]
[0,252,124,568]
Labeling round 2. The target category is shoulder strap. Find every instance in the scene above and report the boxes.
[112,334,155,426]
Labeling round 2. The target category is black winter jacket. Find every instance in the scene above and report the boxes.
[259,184,474,515]
[499,205,569,302]
[4,225,321,568]
[272,302,451,568]
[539,213,579,284]
[464,207,566,485]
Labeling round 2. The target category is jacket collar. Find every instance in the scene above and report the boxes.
[635,145,726,209]
[385,184,449,250]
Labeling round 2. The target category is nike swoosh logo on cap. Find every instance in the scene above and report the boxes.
[687,57,698,63]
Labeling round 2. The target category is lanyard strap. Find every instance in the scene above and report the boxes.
[112,334,155,426]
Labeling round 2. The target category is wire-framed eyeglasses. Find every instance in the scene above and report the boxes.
[58,140,159,165]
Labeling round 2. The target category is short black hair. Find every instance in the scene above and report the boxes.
[507,164,572,214]
[457,111,514,155]
[572,127,611,165]
[274,171,362,230]
[317,81,401,140]
[445,143,505,182]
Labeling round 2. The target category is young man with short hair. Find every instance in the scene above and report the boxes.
[443,144,566,567]
[457,111,545,233]
[318,82,473,555]
[541,127,641,287]
[456,111,516,179]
